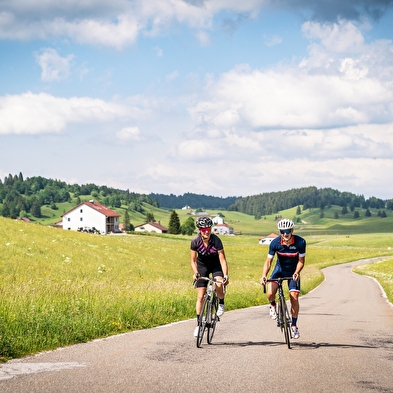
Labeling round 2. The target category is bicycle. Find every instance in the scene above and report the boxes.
[262,277,295,349]
[194,276,225,348]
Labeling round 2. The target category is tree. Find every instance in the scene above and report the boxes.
[31,201,42,218]
[146,211,155,223]
[365,208,372,217]
[123,210,130,231]
[168,210,181,234]
[181,216,196,235]
[354,211,359,219]
[296,206,301,215]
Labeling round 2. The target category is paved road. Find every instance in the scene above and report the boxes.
[1,257,393,393]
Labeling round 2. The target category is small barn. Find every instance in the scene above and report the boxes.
[259,233,279,245]
[134,221,168,234]
[212,223,234,235]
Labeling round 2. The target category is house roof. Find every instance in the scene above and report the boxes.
[135,221,168,231]
[213,223,233,229]
[61,201,120,218]
[259,232,279,240]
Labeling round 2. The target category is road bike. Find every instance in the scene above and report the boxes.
[263,277,295,349]
[194,276,225,348]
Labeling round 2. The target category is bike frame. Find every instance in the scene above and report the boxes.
[263,277,294,349]
[194,276,224,348]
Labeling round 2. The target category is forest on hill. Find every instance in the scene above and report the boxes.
[227,187,392,218]
[148,192,238,210]
[0,173,392,220]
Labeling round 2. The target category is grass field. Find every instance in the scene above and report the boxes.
[1,209,392,361]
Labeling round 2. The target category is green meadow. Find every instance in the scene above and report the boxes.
[1,207,393,361]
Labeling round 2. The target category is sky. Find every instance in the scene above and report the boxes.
[1,0,393,200]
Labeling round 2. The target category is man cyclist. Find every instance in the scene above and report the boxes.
[260,218,306,339]
[191,216,229,337]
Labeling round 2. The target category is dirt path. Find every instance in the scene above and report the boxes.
[1,257,393,392]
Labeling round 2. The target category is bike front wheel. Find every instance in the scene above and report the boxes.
[196,295,210,348]
[207,295,219,344]
[280,299,291,349]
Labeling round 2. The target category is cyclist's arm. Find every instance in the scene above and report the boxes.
[260,256,273,285]
[218,249,229,283]
[190,250,199,280]
[293,255,305,280]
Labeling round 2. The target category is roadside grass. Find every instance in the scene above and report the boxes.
[1,216,392,361]
[353,258,393,302]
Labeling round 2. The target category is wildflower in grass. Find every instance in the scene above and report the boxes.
[98,265,106,273]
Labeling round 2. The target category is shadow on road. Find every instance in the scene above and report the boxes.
[210,340,377,350]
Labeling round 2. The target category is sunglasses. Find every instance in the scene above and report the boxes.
[280,229,292,235]
[200,228,211,234]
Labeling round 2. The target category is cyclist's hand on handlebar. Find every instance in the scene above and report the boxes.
[193,272,200,281]
[223,275,229,285]
[292,273,300,282]
[260,277,267,286]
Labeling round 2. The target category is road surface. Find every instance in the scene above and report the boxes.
[1,257,393,392]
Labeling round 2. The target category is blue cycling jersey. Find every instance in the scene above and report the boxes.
[268,234,306,275]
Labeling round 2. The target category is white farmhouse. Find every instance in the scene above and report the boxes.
[134,221,168,233]
[61,200,120,234]
[212,214,224,225]
[259,233,279,245]
[212,223,234,235]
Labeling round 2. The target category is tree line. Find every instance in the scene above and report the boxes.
[149,192,238,210]
[227,186,393,218]
[0,172,158,219]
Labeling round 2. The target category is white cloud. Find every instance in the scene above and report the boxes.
[116,126,141,141]
[263,34,282,47]
[165,71,179,82]
[35,48,75,82]
[0,92,134,135]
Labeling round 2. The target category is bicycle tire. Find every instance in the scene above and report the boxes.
[207,295,219,344]
[281,299,291,349]
[196,294,210,348]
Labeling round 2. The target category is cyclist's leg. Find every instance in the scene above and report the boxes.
[288,279,300,320]
[267,269,282,302]
[195,265,208,317]
[288,279,301,338]
[212,266,224,299]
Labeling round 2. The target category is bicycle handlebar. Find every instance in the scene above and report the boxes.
[262,277,294,293]
[193,276,225,288]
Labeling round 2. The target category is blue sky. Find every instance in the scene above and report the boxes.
[1,0,393,200]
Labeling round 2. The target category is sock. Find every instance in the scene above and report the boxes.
[292,317,298,327]
[219,298,225,305]
[196,314,200,324]
[270,301,276,307]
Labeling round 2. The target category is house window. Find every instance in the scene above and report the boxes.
[68,218,70,222]
[80,218,83,221]
[80,209,83,213]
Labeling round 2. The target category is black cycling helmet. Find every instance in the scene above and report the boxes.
[196,216,213,229]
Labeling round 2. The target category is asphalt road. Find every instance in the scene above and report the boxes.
[1,257,393,393]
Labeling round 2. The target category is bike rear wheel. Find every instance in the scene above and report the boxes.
[207,295,219,344]
[196,295,210,348]
[280,299,291,349]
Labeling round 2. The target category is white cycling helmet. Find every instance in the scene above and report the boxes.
[277,218,294,230]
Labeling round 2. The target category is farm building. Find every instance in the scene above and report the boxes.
[212,223,234,235]
[61,200,120,234]
[134,221,168,234]
[259,233,279,245]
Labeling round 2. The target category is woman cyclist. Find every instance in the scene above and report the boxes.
[260,218,306,339]
[190,216,229,337]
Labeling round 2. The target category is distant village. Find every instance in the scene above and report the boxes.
[57,200,276,243]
